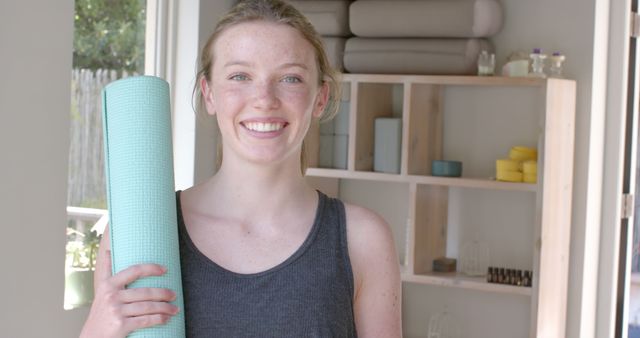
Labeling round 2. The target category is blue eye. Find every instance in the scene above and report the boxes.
[230,74,249,81]
[282,76,302,83]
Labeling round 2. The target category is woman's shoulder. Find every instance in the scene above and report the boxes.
[341,201,397,267]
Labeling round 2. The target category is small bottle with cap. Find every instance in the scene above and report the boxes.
[549,52,566,78]
[528,48,547,78]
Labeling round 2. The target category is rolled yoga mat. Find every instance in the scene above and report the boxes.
[102,76,186,337]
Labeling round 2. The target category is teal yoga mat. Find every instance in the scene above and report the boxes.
[102,76,185,337]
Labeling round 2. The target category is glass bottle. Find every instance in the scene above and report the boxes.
[460,239,490,276]
[477,50,495,76]
[528,48,547,78]
[549,52,566,78]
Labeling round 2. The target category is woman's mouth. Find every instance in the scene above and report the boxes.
[242,121,288,133]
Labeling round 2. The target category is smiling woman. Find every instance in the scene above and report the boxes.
[80,1,402,337]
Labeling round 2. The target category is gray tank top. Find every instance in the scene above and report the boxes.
[177,191,357,338]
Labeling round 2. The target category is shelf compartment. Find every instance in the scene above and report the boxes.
[405,83,442,176]
[305,168,536,192]
[401,271,532,297]
[353,82,404,172]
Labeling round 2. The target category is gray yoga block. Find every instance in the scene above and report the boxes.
[334,102,350,135]
[374,118,402,174]
[319,135,334,168]
[333,134,348,169]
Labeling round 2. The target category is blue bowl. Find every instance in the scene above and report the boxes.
[431,160,462,177]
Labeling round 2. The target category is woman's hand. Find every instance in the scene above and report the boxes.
[80,229,179,338]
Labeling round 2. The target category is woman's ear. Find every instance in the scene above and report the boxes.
[312,81,330,119]
[201,76,216,116]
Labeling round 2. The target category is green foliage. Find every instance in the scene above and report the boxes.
[73,0,146,73]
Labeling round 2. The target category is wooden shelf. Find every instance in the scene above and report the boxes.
[305,167,537,192]
[304,74,576,337]
[401,270,533,297]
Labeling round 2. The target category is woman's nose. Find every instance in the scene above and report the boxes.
[252,81,280,110]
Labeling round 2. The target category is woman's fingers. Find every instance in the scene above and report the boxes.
[119,287,176,303]
[124,314,174,332]
[121,301,180,317]
[109,263,168,289]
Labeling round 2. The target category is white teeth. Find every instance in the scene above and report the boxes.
[244,122,284,132]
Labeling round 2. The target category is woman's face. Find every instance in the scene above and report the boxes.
[203,21,328,168]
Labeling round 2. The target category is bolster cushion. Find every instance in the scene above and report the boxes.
[343,37,493,75]
[288,0,352,36]
[350,0,503,38]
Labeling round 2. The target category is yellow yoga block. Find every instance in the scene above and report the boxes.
[496,159,521,172]
[509,146,537,161]
[522,160,537,174]
[523,173,537,183]
[496,170,523,182]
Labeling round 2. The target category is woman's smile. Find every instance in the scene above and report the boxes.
[240,119,289,138]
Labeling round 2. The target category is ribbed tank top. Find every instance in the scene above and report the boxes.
[177,191,358,338]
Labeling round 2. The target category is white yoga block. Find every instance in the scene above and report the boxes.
[333,134,348,169]
[319,135,334,168]
[374,118,402,174]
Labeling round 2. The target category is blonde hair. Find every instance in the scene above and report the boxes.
[193,0,342,172]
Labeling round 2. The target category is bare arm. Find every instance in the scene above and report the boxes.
[80,227,179,338]
[345,204,402,338]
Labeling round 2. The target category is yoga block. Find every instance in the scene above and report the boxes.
[374,118,402,174]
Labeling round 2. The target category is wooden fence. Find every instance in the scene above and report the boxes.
[67,69,133,208]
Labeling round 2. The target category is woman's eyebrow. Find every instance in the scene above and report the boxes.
[223,60,251,68]
[223,60,309,71]
[279,62,309,71]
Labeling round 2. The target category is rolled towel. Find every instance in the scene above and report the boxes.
[350,0,503,38]
[288,0,351,36]
[322,37,347,70]
[102,76,186,337]
[343,38,493,75]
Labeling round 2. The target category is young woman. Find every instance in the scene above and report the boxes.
[81,1,401,337]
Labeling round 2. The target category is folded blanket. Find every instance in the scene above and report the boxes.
[288,0,351,36]
[350,0,502,38]
[322,37,347,70]
[343,38,493,75]
[102,76,186,337]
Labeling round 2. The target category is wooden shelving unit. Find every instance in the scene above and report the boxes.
[304,74,576,338]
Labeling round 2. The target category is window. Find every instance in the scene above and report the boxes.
[65,0,148,310]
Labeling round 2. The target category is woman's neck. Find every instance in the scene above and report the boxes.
[189,152,317,224]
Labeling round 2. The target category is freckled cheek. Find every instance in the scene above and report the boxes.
[213,88,245,113]
[274,87,315,108]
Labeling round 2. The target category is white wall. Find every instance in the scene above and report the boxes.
[0,1,90,337]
